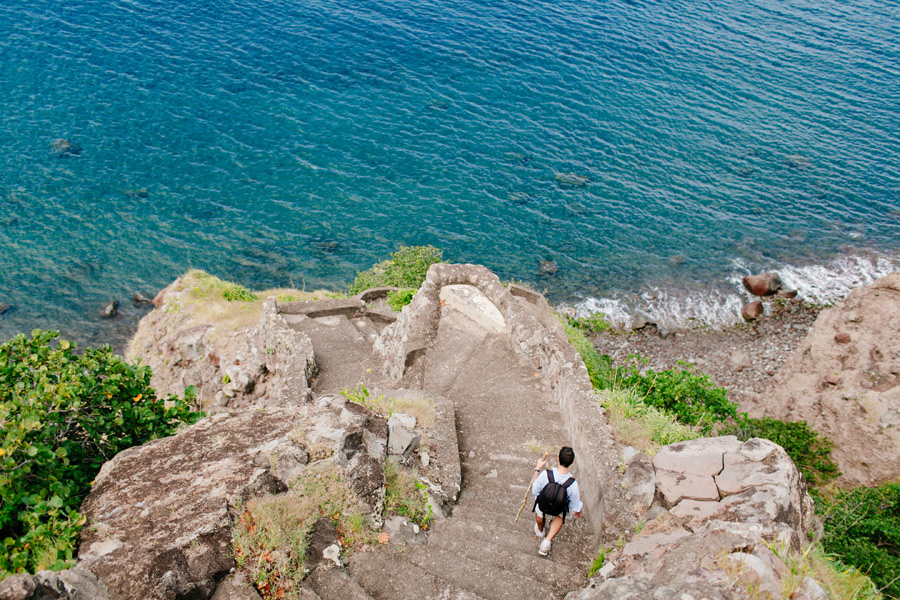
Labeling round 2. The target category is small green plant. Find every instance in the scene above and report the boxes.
[348,245,443,294]
[386,288,416,311]
[569,312,613,334]
[0,330,201,577]
[232,463,375,598]
[818,482,900,598]
[587,546,612,578]
[222,283,258,302]
[384,459,433,529]
[597,389,701,452]
[561,319,616,390]
[719,416,839,486]
[340,383,384,413]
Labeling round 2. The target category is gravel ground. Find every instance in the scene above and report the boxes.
[586,298,822,409]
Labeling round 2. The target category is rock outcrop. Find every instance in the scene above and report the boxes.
[573,436,816,600]
[77,400,387,600]
[751,271,900,486]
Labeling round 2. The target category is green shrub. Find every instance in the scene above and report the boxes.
[720,416,839,486]
[587,546,612,578]
[612,359,737,432]
[569,313,612,334]
[384,459,433,529]
[561,320,616,390]
[0,330,201,577]
[349,246,443,295]
[386,289,416,311]
[222,283,258,302]
[818,483,900,598]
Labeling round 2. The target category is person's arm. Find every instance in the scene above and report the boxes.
[569,481,584,518]
[530,456,547,497]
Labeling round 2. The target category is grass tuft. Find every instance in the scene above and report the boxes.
[384,459,433,529]
[596,389,701,452]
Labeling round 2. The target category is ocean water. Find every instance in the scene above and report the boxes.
[1,0,898,349]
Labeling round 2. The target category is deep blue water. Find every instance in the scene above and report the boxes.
[1,0,899,348]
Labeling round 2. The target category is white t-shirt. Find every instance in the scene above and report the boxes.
[531,467,583,515]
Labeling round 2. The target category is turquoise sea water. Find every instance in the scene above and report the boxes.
[1,0,898,349]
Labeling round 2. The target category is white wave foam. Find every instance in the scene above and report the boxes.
[567,251,900,331]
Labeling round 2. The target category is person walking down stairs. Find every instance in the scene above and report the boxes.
[531,447,583,557]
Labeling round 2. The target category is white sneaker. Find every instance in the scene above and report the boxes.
[534,523,544,538]
[538,539,551,556]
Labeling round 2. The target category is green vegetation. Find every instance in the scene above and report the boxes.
[818,483,900,598]
[720,416,840,486]
[587,546,612,578]
[386,288,417,311]
[0,330,201,577]
[613,358,737,432]
[597,389,700,453]
[567,312,613,334]
[561,320,615,390]
[340,383,436,428]
[222,284,259,302]
[232,463,376,599]
[384,459,433,529]
[348,245,443,295]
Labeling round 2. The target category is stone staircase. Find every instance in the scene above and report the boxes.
[347,305,596,600]
[279,292,597,600]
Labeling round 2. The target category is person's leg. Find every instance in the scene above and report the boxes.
[534,514,544,533]
[545,516,564,542]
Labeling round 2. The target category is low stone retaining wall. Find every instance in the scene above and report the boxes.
[373,263,630,540]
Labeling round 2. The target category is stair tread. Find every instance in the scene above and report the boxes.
[349,548,488,600]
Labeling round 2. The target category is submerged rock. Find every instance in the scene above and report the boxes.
[0,303,10,315]
[51,138,82,157]
[98,300,119,319]
[124,188,149,198]
[554,172,590,188]
[132,291,154,307]
[538,260,558,276]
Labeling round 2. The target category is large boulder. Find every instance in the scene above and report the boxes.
[751,271,900,486]
[742,272,782,297]
[77,399,386,600]
[0,566,109,600]
[571,437,816,600]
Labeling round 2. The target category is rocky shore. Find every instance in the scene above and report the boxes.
[586,297,822,409]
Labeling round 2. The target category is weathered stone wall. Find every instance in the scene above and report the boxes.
[374,263,631,540]
[259,298,316,405]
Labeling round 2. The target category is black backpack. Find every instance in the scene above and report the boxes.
[533,470,575,525]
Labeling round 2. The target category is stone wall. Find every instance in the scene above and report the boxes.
[373,263,631,539]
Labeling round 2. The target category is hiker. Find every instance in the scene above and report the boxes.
[531,446,582,556]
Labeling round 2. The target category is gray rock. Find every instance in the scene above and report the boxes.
[631,312,654,331]
[387,416,420,456]
[132,292,154,307]
[51,138,82,157]
[539,260,559,276]
[0,303,10,315]
[729,351,752,372]
[383,515,427,546]
[0,574,35,600]
[0,566,111,600]
[623,454,656,509]
[98,300,119,319]
[210,572,262,600]
[793,577,828,600]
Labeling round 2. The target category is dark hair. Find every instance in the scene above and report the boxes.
[559,446,575,467]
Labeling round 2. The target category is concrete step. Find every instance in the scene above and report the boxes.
[306,566,374,600]
[423,312,489,396]
[403,545,557,600]
[427,522,588,593]
[445,505,596,568]
[349,549,487,600]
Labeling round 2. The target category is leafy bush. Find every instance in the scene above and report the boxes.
[0,330,201,577]
[720,416,840,486]
[232,463,375,599]
[384,459,433,529]
[222,284,258,302]
[386,289,416,311]
[348,245,443,295]
[612,359,737,432]
[819,483,900,598]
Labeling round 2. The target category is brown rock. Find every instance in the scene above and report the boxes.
[132,292,154,307]
[741,301,764,321]
[776,289,798,299]
[823,373,840,385]
[834,332,851,344]
[0,303,10,315]
[742,272,782,296]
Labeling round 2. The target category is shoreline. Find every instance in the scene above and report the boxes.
[585,297,821,411]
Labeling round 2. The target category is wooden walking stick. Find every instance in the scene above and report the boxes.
[515,451,549,522]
